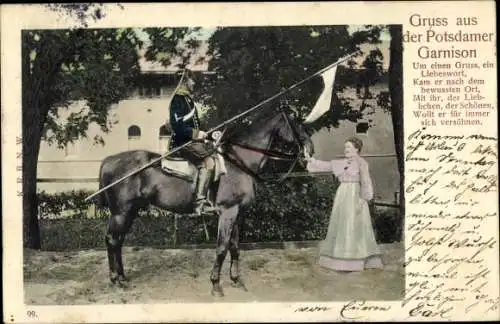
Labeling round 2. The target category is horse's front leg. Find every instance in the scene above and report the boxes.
[210,205,238,297]
[229,218,247,291]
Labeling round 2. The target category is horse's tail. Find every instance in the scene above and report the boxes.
[96,159,109,209]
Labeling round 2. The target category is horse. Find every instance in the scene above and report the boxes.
[97,109,314,297]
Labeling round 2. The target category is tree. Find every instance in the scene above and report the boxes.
[197,26,370,131]
[365,25,404,241]
[357,48,384,98]
[22,27,143,248]
[387,25,404,241]
[24,4,143,248]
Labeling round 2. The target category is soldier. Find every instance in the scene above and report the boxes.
[168,70,216,215]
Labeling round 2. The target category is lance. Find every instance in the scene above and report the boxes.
[84,51,358,202]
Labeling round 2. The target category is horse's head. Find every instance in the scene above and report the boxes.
[223,108,315,181]
[272,110,315,162]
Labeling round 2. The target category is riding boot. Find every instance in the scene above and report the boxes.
[194,166,214,215]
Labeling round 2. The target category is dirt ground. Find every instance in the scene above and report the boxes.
[24,243,404,304]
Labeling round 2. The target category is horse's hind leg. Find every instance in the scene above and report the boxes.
[105,233,117,282]
[229,219,247,291]
[114,232,127,282]
[106,213,132,286]
[210,205,238,297]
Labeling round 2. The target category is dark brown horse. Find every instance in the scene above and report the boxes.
[97,110,313,297]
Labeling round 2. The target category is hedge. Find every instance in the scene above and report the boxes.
[37,177,402,251]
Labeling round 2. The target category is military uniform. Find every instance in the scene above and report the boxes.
[169,93,214,161]
[168,89,215,215]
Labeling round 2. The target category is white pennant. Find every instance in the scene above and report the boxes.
[303,65,338,124]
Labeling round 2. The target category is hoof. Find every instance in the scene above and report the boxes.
[211,284,224,297]
[118,280,129,288]
[118,274,129,282]
[116,275,129,288]
[109,273,119,284]
[231,278,248,292]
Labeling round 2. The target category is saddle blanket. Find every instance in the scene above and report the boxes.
[160,152,227,182]
[161,157,197,182]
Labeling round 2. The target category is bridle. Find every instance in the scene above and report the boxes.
[222,110,306,183]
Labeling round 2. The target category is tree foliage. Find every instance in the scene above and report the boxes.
[27,29,143,147]
[45,3,109,27]
[143,27,204,69]
[195,26,385,133]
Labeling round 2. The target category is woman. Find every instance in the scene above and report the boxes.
[305,137,384,272]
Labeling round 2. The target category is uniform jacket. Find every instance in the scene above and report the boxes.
[169,93,201,148]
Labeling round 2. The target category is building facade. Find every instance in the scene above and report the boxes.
[37,74,178,193]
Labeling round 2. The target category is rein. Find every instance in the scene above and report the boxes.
[229,142,297,161]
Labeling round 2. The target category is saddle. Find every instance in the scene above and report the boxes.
[160,156,198,182]
[160,151,227,183]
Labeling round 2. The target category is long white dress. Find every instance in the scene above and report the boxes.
[307,155,384,271]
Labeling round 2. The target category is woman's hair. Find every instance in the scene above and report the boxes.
[345,136,363,152]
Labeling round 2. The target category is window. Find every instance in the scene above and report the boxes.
[138,86,161,98]
[356,122,369,134]
[128,125,141,139]
[159,125,170,136]
[158,125,171,152]
[128,125,142,150]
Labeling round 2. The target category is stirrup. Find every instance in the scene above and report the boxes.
[194,199,217,215]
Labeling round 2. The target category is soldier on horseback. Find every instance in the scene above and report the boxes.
[167,69,216,215]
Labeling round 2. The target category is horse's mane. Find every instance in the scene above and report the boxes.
[223,107,283,143]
